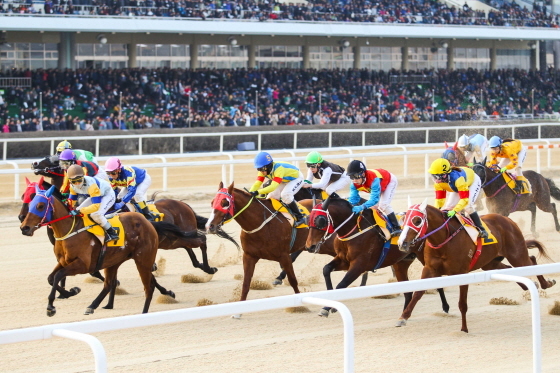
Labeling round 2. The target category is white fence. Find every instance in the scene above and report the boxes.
[0,263,558,373]
[1,122,559,160]
[1,138,559,201]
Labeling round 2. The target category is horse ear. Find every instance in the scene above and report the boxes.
[408,195,412,207]
[322,195,331,210]
[219,181,224,189]
[483,156,487,165]
[25,177,31,186]
[453,141,458,151]
[472,156,477,164]
[34,184,41,194]
[38,176,45,188]
[444,141,448,149]
[419,198,428,212]
[227,181,234,195]
[45,185,56,198]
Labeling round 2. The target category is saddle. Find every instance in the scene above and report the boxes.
[270,199,309,228]
[82,213,126,247]
[129,201,164,222]
[503,172,531,194]
[364,207,399,245]
[455,213,497,246]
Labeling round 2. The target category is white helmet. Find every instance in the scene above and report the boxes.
[457,134,469,149]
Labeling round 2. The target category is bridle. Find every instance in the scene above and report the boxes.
[404,204,460,249]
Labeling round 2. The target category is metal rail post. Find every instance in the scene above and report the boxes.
[52,329,107,373]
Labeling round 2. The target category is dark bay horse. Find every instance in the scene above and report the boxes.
[20,186,202,316]
[305,196,449,317]
[398,201,556,332]
[206,182,307,302]
[472,159,560,236]
[31,155,65,190]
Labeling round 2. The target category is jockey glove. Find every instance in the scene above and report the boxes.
[114,202,125,211]
[500,167,508,173]
[69,209,79,216]
[249,191,259,198]
[352,205,365,214]
[447,210,457,218]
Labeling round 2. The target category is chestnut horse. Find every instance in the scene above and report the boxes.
[206,182,307,302]
[20,186,202,316]
[306,196,449,316]
[442,141,468,167]
[398,201,556,332]
[472,159,560,236]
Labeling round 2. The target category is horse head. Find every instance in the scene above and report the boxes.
[19,176,46,222]
[305,196,354,252]
[20,185,57,236]
[398,198,428,252]
[32,155,63,179]
[206,181,237,234]
[471,156,490,185]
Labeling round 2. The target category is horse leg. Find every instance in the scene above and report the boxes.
[481,259,529,291]
[528,202,537,237]
[437,288,450,314]
[273,250,303,285]
[48,263,77,299]
[196,238,218,274]
[240,253,259,301]
[396,266,435,327]
[528,255,557,290]
[153,276,176,298]
[85,265,119,315]
[551,203,560,231]
[46,260,86,317]
[135,260,157,314]
[102,276,118,310]
[458,285,469,333]
[90,270,105,282]
[278,254,300,295]
[392,260,413,312]
[359,272,368,286]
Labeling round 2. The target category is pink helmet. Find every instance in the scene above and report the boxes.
[105,157,122,172]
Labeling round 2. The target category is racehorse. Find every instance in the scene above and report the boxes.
[20,186,202,316]
[472,159,560,236]
[398,201,556,332]
[206,182,307,302]
[31,155,65,190]
[442,141,468,167]
[305,196,449,316]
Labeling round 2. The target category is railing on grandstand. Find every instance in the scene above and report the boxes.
[0,77,31,88]
[389,75,435,84]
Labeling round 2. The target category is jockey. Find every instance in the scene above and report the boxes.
[486,136,528,193]
[58,149,107,194]
[346,160,401,237]
[104,157,157,221]
[55,140,98,165]
[302,151,351,197]
[249,151,306,227]
[428,158,488,239]
[66,164,119,242]
[457,133,488,166]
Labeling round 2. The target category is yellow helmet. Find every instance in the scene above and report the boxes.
[56,140,72,153]
[429,158,452,175]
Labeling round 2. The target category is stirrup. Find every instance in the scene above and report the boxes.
[294,217,307,227]
[477,229,489,239]
[390,229,402,238]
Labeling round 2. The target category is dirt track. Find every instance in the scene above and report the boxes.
[1,154,560,373]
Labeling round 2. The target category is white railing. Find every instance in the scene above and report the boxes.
[0,263,558,373]
[2,122,560,160]
[2,139,559,200]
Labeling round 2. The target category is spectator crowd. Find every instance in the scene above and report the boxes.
[1,66,560,133]
[0,0,558,28]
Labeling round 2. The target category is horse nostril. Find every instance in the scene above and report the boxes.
[18,215,25,223]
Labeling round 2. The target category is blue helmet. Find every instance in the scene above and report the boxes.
[489,136,502,148]
[254,152,273,169]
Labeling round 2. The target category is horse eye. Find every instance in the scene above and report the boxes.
[411,216,422,227]
[315,216,326,229]
[221,200,229,208]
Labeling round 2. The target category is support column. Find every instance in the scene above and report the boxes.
[447,46,454,70]
[554,41,560,70]
[490,46,497,71]
[530,42,539,71]
[353,46,361,69]
[248,44,256,69]
[58,32,76,69]
[539,40,547,71]
[401,46,409,71]
[302,45,310,69]
[190,43,198,69]
[128,43,137,68]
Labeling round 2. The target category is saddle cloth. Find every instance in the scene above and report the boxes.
[368,207,399,245]
[503,172,531,194]
[456,214,498,246]
[127,202,164,222]
[82,213,126,247]
[270,199,309,228]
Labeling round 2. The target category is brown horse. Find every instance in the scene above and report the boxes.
[398,201,556,332]
[206,182,306,302]
[472,159,560,236]
[20,186,201,316]
[305,196,449,316]
[442,141,468,167]
[31,155,65,190]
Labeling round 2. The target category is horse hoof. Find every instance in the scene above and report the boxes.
[272,278,283,286]
[231,314,242,319]
[102,304,113,310]
[330,308,338,314]
[46,308,56,317]
[70,287,81,296]
[168,291,176,299]
[152,263,158,272]
[551,279,557,286]
[395,318,407,327]
[84,307,95,315]
[205,267,218,275]
[442,306,450,314]
[318,309,330,318]
[116,280,121,287]
[57,294,69,299]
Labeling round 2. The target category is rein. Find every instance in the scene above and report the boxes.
[32,193,83,240]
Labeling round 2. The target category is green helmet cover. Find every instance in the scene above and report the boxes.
[306,151,323,164]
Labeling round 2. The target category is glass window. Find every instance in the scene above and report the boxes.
[111,44,127,56]
[138,44,156,56]
[199,45,215,57]
[258,46,272,57]
[273,46,285,57]
[286,46,300,57]
[30,43,43,51]
[170,44,186,57]
[156,44,171,57]
[78,44,94,56]
[94,44,110,56]
[30,52,43,59]
[16,43,30,51]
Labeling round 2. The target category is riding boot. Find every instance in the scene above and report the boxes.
[387,212,402,237]
[469,212,489,239]
[513,179,524,194]
[102,222,119,242]
[141,206,156,221]
[288,200,306,227]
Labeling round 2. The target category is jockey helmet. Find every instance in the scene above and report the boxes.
[254,152,273,170]
[457,134,469,149]
[429,158,451,183]
[105,157,122,173]
[305,151,323,167]
[347,160,366,180]
[489,136,503,148]
[67,164,85,186]
[59,149,76,169]
[56,140,72,154]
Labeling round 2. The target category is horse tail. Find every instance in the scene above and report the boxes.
[525,239,553,262]
[151,221,204,242]
[194,213,240,250]
[544,178,560,201]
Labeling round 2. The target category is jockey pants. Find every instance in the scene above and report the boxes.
[442,174,482,215]
[118,173,152,203]
[79,192,116,228]
[498,146,527,178]
[325,172,352,195]
[267,172,304,204]
[377,173,398,215]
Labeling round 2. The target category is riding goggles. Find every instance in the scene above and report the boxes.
[348,172,364,180]
[256,166,268,172]
[106,171,119,176]
[69,176,84,185]
[306,163,320,168]
[431,173,449,182]
[60,160,73,167]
